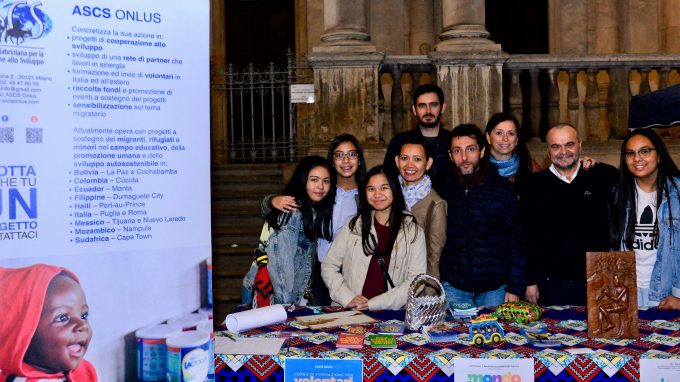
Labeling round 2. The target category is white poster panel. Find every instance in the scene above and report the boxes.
[0,0,210,380]
[640,359,680,381]
[453,358,534,382]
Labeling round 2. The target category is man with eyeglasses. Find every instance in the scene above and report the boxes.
[435,124,527,309]
[383,83,452,185]
[523,123,619,306]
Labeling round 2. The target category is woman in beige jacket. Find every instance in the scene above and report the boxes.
[322,165,426,311]
[393,135,447,280]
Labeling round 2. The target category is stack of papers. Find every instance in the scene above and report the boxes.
[450,303,478,321]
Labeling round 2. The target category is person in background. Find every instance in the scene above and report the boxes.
[322,165,426,310]
[243,155,335,306]
[384,83,452,185]
[393,135,447,279]
[261,134,366,305]
[523,123,618,306]
[436,124,527,308]
[616,128,680,309]
[0,264,98,382]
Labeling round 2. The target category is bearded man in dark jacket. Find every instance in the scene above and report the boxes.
[435,123,528,308]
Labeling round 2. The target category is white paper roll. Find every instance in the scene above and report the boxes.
[225,304,287,333]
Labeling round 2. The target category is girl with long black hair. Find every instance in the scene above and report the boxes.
[617,128,680,309]
[243,156,335,306]
[321,165,426,310]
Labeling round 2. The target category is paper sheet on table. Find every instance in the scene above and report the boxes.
[215,336,286,355]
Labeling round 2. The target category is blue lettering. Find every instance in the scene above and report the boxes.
[0,188,37,219]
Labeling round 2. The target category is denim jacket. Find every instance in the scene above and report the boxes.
[243,210,315,305]
[622,178,680,302]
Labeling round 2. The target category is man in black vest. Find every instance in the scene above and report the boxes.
[523,123,618,306]
[383,84,452,185]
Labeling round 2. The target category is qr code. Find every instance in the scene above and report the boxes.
[26,128,43,143]
[0,127,14,143]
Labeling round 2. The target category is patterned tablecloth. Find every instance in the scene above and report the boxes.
[215,305,680,382]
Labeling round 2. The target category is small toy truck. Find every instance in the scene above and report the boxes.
[468,315,505,346]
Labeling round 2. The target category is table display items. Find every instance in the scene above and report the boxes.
[491,301,543,323]
[468,314,506,346]
[586,251,639,339]
[449,302,479,321]
[424,322,460,342]
[336,332,365,349]
[518,322,561,348]
[405,273,447,330]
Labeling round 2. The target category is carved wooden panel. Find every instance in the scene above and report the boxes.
[586,251,638,339]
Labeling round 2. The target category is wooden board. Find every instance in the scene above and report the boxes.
[295,310,378,330]
[586,251,638,339]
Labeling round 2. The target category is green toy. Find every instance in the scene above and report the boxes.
[491,301,543,323]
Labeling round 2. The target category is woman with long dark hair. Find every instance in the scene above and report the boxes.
[261,134,366,305]
[243,156,335,306]
[321,166,426,310]
[616,128,680,309]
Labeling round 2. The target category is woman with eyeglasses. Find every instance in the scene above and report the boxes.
[321,165,426,310]
[261,134,367,305]
[616,128,680,309]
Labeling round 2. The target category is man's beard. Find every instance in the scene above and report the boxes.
[553,154,578,171]
[418,114,441,128]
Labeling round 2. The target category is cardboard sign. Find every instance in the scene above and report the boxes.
[640,359,680,381]
[453,358,534,381]
[284,358,362,382]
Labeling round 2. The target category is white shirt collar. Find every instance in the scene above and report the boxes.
[549,162,581,184]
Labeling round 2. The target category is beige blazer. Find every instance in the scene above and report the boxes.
[410,190,447,279]
[321,213,426,310]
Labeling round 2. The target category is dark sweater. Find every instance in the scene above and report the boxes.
[436,163,528,297]
[383,126,452,186]
[523,163,619,283]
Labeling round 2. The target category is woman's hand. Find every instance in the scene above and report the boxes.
[582,156,597,170]
[525,284,539,304]
[347,295,369,310]
[658,295,680,310]
[271,195,299,212]
[505,292,520,303]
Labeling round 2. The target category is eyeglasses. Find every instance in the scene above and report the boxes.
[624,147,656,160]
[333,151,359,160]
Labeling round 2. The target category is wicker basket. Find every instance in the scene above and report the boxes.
[405,273,447,330]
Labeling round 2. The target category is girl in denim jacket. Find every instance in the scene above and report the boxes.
[617,129,680,309]
[243,156,335,306]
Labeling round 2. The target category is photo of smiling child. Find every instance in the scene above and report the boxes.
[0,264,98,382]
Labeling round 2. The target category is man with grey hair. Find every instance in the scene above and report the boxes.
[523,123,618,306]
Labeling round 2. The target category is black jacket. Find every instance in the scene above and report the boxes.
[436,162,528,296]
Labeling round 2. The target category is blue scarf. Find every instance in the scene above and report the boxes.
[400,174,432,211]
[490,154,520,178]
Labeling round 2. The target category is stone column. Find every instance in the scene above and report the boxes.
[431,0,505,130]
[409,0,435,55]
[436,0,501,53]
[309,0,383,165]
[661,0,680,52]
[314,0,375,52]
[210,0,227,163]
[431,53,507,130]
[589,0,619,54]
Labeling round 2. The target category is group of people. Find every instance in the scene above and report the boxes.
[242,83,680,312]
